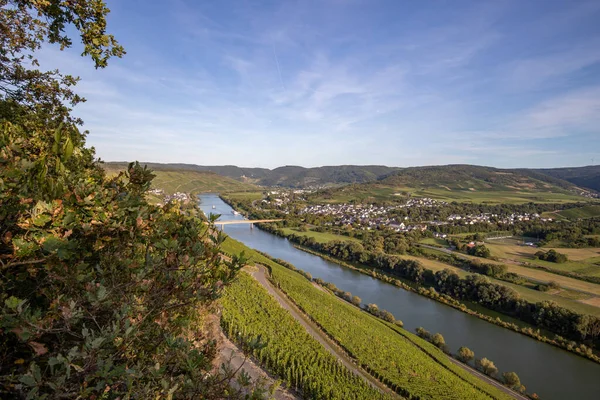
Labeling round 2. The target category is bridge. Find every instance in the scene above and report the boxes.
[214,219,282,230]
[215,219,283,225]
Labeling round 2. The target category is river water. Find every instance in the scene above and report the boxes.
[199,193,600,400]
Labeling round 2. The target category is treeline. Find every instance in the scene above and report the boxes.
[258,224,600,348]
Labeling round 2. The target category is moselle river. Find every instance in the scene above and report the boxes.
[199,193,600,400]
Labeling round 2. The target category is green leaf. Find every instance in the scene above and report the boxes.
[5,296,22,310]
[33,214,51,227]
[13,238,39,257]
[63,137,73,160]
[19,374,36,387]
[91,337,105,349]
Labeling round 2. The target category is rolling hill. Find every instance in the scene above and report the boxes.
[102,163,258,194]
[103,162,600,200]
[534,165,600,193]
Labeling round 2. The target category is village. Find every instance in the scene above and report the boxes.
[294,199,549,232]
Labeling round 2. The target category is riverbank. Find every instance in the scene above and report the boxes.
[289,242,600,364]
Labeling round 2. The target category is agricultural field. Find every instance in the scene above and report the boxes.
[102,165,258,194]
[266,256,512,400]
[484,239,600,279]
[556,205,600,220]
[403,254,600,317]
[420,238,450,247]
[220,272,386,399]
[220,238,511,399]
[314,184,589,205]
[280,228,361,244]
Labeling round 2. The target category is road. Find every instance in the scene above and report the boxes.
[249,265,399,398]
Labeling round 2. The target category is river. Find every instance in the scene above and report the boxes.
[199,193,600,400]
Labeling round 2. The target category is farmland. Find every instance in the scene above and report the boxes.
[220,272,386,399]
[221,238,513,400]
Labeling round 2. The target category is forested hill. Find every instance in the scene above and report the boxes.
[378,165,590,194]
[534,165,600,193]
[103,162,600,194]
[104,162,400,187]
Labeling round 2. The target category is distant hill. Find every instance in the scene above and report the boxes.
[378,164,583,193]
[103,162,600,199]
[103,162,399,188]
[534,165,600,193]
[102,163,258,194]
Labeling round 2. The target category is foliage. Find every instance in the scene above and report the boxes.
[0,2,248,398]
[0,0,124,124]
[534,249,568,263]
[0,119,244,398]
[467,244,491,258]
[475,358,498,377]
[220,273,387,400]
[457,347,475,364]
[502,372,524,392]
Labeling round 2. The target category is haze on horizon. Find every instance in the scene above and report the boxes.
[44,0,600,169]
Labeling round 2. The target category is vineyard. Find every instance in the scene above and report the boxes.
[220,272,389,400]
[221,238,513,400]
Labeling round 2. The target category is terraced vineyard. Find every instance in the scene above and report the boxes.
[221,238,513,400]
[220,272,388,400]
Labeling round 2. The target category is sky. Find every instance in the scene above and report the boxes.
[41,0,600,169]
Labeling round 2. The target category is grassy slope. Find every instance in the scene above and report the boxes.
[557,205,600,219]
[221,238,512,400]
[315,184,588,204]
[221,272,387,400]
[280,228,361,244]
[102,165,258,194]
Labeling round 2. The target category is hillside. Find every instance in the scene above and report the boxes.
[102,163,258,194]
[378,165,580,193]
[535,165,600,193]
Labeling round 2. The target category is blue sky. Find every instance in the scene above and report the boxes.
[42,0,600,168]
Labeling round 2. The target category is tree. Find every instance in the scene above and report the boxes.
[1,0,125,124]
[431,333,446,349]
[457,346,475,363]
[0,2,251,398]
[503,372,525,392]
[476,358,498,376]
[351,295,362,306]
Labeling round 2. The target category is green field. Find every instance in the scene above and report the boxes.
[485,240,600,278]
[221,238,512,400]
[221,272,386,399]
[103,165,258,194]
[420,238,449,247]
[281,228,361,244]
[557,205,600,219]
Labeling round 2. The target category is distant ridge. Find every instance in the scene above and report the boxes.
[103,161,600,195]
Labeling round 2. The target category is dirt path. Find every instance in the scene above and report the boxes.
[249,265,399,398]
